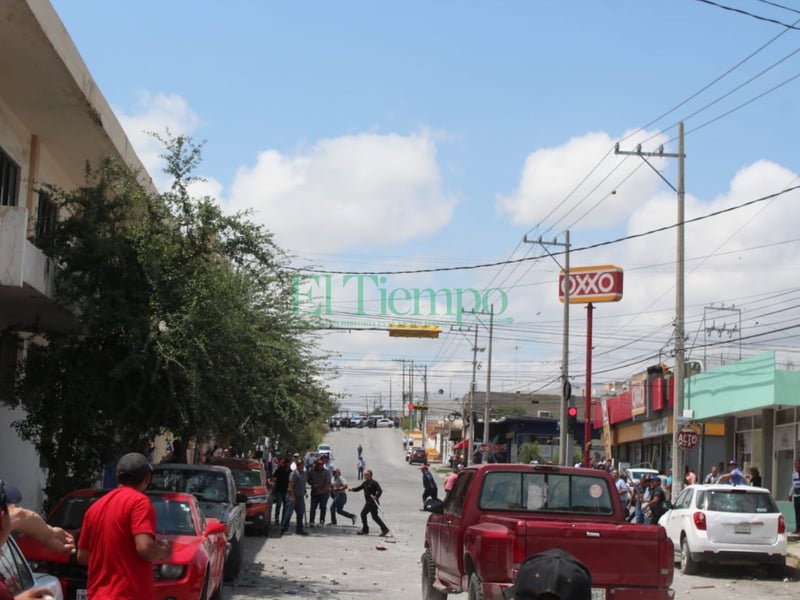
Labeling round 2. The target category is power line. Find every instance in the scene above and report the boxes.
[695,0,800,29]
[289,183,800,276]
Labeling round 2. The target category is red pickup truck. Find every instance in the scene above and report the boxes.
[422,463,674,600]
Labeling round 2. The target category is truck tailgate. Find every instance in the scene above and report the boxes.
[516,520,671,589]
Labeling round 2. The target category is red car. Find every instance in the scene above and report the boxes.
[16,489,227,600]
[211,457,271,535]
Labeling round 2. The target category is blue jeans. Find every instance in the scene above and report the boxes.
[273,490,288,523]
[330,492,355,524]
[310,491,330,525]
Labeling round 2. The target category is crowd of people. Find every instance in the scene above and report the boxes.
[268,450,390,537]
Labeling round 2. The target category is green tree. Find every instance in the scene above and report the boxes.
[9,136,334,503]
[517,441,542,464]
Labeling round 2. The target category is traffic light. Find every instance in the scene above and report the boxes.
[567,405,578,434]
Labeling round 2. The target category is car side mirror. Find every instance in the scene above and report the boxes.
[204,519,227,536]
[425,498,444,514]
[236,491,248,504]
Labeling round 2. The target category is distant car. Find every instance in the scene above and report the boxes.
[150,464,247,581]
[408,447,427,465]
[0,537,63,600]
[211,457,272,536]
[626,466,660,486]
[317,443,333,457]
[658,484,787,577]
[375,418,394,428]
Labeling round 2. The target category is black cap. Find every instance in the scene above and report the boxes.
[0,479,23,508]
[116,452,152,484]
[504,548,591,600]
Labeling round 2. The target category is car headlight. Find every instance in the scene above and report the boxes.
[155,563,186,579]
[248,495,268,503]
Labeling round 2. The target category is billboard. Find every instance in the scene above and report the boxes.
[559,265,623,303]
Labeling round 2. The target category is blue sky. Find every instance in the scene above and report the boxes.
[51,1,800,414]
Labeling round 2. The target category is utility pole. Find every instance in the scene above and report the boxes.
[483,305,495,445]
[525,231,571,464]
[467,326,483,466]
[616,122,685,502]
[393,359,408,418]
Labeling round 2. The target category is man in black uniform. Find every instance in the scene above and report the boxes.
[349,469,389,536]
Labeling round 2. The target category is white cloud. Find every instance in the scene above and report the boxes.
[116,92,224,195]
[226,132,457,255]
[496,129,669,230]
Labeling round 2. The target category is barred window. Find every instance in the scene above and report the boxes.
[0,147,20,207]
[34,191,57,245]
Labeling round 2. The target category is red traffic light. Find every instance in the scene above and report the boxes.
[567,406,578,417]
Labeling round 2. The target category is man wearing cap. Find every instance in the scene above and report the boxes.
[77,452,171,600]
[503,548,592,600]
[716,459,746,486]
[0,479,56,599]
[421,463,438,510]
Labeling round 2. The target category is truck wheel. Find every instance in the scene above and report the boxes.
[766,559,786,579]
[223,537,242,581]
[467,573,485,600]
[421,550,446,600]
[680,538,698,575]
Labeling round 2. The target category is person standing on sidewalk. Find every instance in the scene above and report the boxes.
[329,468,357,526]
[787,458,800,534]
[283,459,309,536]
[271,456,290,525]
[356,456,365,480]
[77,452,172,600]
[350,470,389,536]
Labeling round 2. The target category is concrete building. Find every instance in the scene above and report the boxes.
[0,0,153,508]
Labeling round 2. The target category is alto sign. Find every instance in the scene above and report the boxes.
[676,426,700,450]
[559,265,624,304]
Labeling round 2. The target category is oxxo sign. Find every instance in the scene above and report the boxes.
[559,265,624,304]
[676,426,700,450]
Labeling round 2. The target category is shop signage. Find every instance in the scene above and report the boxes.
[558,265,623,304]
[642,417,669,438]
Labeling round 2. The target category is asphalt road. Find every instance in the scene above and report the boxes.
[222,427,800,599]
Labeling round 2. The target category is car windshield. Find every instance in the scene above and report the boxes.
[699,489,778,513]
[151,498,197,535]
[47,494,105,529]
[229,467,263,487]
[151,469,229,502]
[479,471,614,514]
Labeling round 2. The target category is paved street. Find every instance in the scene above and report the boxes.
[222,428,800,599]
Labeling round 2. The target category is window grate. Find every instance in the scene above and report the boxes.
[0,148,20,207]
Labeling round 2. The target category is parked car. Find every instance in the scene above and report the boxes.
[16,488,227,600]
[149,490,228,600]
[16,488,108,599]
[316,443,333,458]
[375,418,394,428]
[408,447,427,465]
[658,484,787,576]
[150,464,247,581]
[211,457,271,536]
[1,537,63,600]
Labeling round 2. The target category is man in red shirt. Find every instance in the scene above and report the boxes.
[0,479,53,600]
[76,453,171,600]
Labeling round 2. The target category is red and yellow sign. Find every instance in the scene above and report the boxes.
[559,265,623,304]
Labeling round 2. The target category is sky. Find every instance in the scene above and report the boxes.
[50,0,800,416]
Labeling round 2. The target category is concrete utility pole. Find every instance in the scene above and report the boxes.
[525,231,571,465]
[616,122,685,502]
[483,305,495,445]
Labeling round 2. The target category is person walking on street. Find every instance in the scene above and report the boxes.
[308,458,331,527]
[357,443,363,459]
[329,468,357,526]
[283,459,309,536]
[356,456,365,480]
[421,463,438,509]
[271,456,290,525]
[0,480,56,600]
[787,458,800,534]
[76,453,172,600]
[444,464,463,493]
[350,470,389,536]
